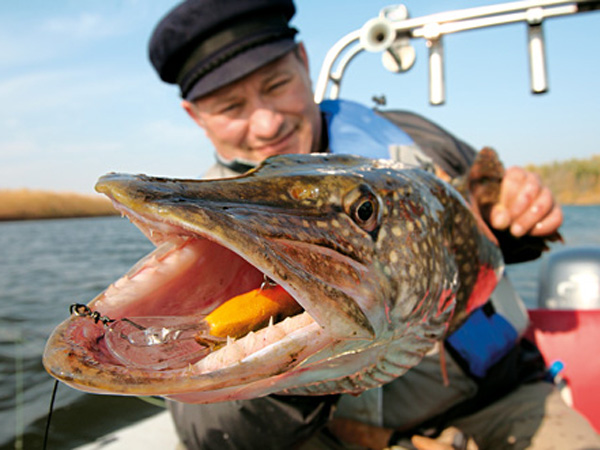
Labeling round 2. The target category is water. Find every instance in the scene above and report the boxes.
[504,205,600,307]
[0,217,158,450]
[1,207,600,449]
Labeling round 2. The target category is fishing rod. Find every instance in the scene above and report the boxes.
[314,0,600,105]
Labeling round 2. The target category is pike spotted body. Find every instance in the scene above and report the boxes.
[43,153,503,403]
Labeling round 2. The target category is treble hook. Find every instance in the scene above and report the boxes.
[260,274,278,291]
[69,303,115,327]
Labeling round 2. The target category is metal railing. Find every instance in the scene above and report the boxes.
[314,0,599,105]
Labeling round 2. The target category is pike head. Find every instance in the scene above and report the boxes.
[43,154,503,402]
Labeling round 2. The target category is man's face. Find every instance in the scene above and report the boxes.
[184,44,322,164]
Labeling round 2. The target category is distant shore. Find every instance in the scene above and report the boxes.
[525,154,600,206]
[0,189,119,221]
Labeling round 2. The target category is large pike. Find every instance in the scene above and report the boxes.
[43,153,503,403]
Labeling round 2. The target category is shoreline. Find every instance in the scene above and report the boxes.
[0,189,119,222]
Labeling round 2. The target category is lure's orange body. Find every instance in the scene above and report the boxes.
[205,285,302,338]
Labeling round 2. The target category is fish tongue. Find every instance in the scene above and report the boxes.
[104,316,219,370]
[103,285,303,371]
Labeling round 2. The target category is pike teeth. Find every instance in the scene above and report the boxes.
[264,322,286,342]
[192,312,316,374]
[244,331,257,348]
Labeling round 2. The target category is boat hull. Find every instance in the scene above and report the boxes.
[526,309,600,433]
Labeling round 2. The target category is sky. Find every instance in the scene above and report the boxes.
[1,0,599,194]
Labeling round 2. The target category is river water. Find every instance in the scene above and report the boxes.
[1,206,600,449]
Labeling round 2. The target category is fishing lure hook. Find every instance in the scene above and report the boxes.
[69,303,115,327]
[67,304,224,370]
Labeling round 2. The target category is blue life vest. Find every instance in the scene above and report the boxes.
[320,99,519,379]
[320,99,415,159]
[446,304,519,377]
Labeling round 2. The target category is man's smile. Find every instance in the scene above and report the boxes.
[250,125,300,157]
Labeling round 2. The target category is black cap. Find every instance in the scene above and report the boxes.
[149,0,297,101]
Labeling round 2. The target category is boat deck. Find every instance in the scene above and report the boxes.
[74,410,180,450]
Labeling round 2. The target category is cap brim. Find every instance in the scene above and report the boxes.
[185,38,297,101]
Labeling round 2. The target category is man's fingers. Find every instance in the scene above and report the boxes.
[509,186,555,237]
[527,203,563,237]
[490,203,511,230]
[411,435,455,450]
[498,167,525,209]
[494,167,563,238]
[501,167,541,219]
[410,427,479,450]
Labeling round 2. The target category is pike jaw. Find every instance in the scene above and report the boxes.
[43,173,379,402]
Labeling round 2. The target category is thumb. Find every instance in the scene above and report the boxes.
[489,202,511,230]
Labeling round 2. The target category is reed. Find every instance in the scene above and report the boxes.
[0,189,119,221]
[526,154,600,206]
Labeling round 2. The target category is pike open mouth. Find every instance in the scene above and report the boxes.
[61,205,322,376]
[44,166,381,397]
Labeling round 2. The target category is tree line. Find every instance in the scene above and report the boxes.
[525,154,600,205]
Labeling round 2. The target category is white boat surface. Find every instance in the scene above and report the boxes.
[74,410,180,450]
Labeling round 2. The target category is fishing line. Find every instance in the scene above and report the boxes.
[42,380,59,450]
[14,327,24,450]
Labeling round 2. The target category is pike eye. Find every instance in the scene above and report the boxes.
[349,194,379,232]
[355,199,374,222]
[344,185,381,235]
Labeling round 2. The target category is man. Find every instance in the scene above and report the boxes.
[148,1,599,449]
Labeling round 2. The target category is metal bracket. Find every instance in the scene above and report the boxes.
[314,0,599,105]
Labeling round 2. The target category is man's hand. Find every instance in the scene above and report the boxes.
[328,419,479,450]
[406,427,478,450]
[488,166,562,238]
[466,148,563,263]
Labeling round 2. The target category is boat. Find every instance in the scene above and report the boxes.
[73,409,179,450]
[526,245,600,433]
